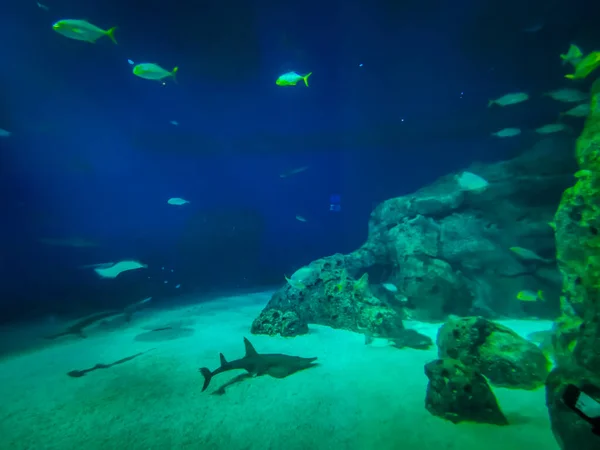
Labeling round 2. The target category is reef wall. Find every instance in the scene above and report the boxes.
[546,79,600,450]
[252,136,576,338]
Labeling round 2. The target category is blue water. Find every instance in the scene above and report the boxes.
[0,0,596,315]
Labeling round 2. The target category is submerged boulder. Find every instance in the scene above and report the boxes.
[424,358,508,425]
[437,316,550,389]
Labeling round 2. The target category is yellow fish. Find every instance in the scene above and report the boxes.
[560,44,583,67]
[133,63,178,82]
[276,71,312,87]
[565,51,600,80]
[53,19,117,44]
[516,290,545,302]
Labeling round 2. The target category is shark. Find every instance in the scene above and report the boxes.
[199,337,318,392]
[45,297,152,339]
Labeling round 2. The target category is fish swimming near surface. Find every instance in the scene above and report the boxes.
[560,44,584,67]
[133,63,178,82]
[565,51,600,80]
[276,71,312,87]
[167,197,189,206]
[561,103,591,118]
[94,260,147,278]
[198,337,318,392]
[491,128,521,138]
[52,19,117,44]
[487,92,529,107]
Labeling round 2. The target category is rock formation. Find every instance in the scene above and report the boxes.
[424,358,508,425]
[546,79,600,449]
[252,136,575,338]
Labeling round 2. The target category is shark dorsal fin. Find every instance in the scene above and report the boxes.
[219,353,227,367]
[243,337,258,357]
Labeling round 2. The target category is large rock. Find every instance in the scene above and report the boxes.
[251,136,575,336]
[437,316,550,389]
[424,358,508,425]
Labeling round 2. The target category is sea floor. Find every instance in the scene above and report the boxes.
[0,291,559,450]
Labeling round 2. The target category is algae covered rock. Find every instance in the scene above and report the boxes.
[437,316,550,389]
[546,79,600,449]
[250,254,404,338]
[424,358,508,425]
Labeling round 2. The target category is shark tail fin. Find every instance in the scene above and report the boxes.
[243,337,259,357]
[219,353,228,366]
[199,367,212,391]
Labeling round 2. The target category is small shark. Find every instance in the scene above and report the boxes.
[45,310,122,339]
[45,297,152,339]
[199,337,318,392]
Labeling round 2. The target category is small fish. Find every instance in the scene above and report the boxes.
[94,260,148,279]
[53,19,117,44]
[280,166,309,178]
[127,59,135,65]
[276,71,312,87]
[175,284,181,289]
[491,128,521,138]
[543,88,588,103]
[560,44,583,67]
[565,52,600,80]
[285,266,313,290]
[382,283,398,293]
[456,171,489,192]
[285,276,306,290]
[170,120,179,126]
[510,247,553,263]
[133,63,178,82]
[561,103,590,118]
[0,128,11,137]
[535,123,568,134]
[36,2,49,11]
[164,280,168,284]
[167,197,189,206]
[488,92,529,108]
[516,290,545,302]
[295,215,307,222]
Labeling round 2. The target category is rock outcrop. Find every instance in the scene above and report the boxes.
[424,358,508,425]
[251,254,405,337]
[546,79,600,449]
[436,316,550,390]
[252,136,575,337]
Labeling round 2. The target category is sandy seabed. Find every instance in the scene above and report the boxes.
[0,291,559,450]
